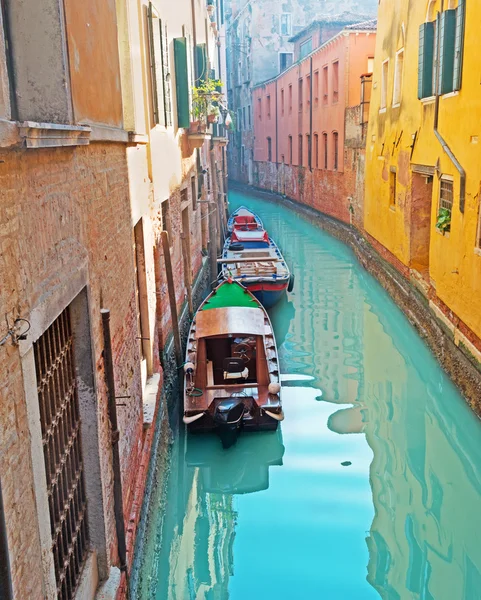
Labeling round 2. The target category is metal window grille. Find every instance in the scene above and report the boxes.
[439,178,454,213]
[33,307,89,600]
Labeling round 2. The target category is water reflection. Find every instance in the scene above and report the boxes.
[186,429,285,495]
[134,191,481,600]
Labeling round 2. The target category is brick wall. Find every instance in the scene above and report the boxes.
[0,142,143,596]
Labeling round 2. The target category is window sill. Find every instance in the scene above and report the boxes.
[19,121,91,148]
[379,107,387,114]
[391,102,400,109]
[389,205,396,212]
[474,247,481,257]
[442,91,459,100]
[435,228,450,238]
[421,95,436,105]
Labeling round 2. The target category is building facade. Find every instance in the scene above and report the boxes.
[252,21,376,228]
[364,0,481,366]
[0,0,227,598]
[225,1,378,183]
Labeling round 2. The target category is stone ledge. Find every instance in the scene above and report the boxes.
[95,566,120,600]
[88,124,129,144]
[19,121,91,148]
[142,373,161,427]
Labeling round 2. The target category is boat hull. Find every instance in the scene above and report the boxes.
[186,409,280,434]
[244,281,288,309]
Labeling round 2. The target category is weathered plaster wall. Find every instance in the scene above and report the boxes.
[63,0,123,127]
[364,0,481,344]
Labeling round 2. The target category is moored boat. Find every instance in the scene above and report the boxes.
[220,229,293,309]
[183,279,283,448]
[227,206,263,232]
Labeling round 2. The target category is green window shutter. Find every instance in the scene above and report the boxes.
[418,22,435,99]
[147,3,160,124]
[453,0,465,91]
[174,37,190,128]
[438,10,456,95]
[160,22,172,126]
[195,44,207,83]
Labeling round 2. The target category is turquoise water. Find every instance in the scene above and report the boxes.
[134,190,481,599]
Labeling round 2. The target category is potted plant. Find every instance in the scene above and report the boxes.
[436,207,451,235]
[207,0,215,14]
[208,105,220,123]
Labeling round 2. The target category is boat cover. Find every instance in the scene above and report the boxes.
[195,306,265,338]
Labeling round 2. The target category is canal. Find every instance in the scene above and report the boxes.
[132,190,481,599]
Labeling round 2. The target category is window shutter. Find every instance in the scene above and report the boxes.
[418,22,434,99]
[147,3,160,124]
[160,22,172,126]
[453,0,465,91]
[438,10,456,95]
[195,44,207,83]
[174,37,190,128]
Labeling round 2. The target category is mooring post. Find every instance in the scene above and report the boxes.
[161,231,182,365]
[100,309,129,593]
[181,233,194,319]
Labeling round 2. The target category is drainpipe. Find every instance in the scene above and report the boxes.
[0,480,13,600]
[101,309,129,589]
[433,2,466,212]
[191,0,198,80]
[275,78,279,192]
[309,55,313,171]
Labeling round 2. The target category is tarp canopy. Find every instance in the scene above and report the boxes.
[195,307,265,338]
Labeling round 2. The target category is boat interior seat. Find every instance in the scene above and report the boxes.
[223,357,249,381]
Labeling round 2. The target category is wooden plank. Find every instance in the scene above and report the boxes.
[218,257,282,264]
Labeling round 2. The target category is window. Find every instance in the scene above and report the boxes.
[258,97,262,120]
[368,57,375,73]
[180,187,188,205]
[243,106,246,129]
[393,49,404,106]
[267,94,271,119]
[323,132,328,169]
[314,133,319,168]
[280,52,293,72]
[476,204,481,249]
[148,6,172,126]
[332,61,339,103]
[300,38,313,59]
[240,145,245,167]
[306,134,311,168]
[288,84,293,113]
[453,0,466,91]
[298,78,303,112]
[237,60,242,85]
[380,59,389,109]
[389,167,397,207]
[288,135,293,164]
[34,308,89,600]
[281,89,285,115]
[333,132,339,171]
[191,176,197,210]
[267,137,272,162]
[314,70,319,104]
[438,177,453,232]
[418,22,435,99]
[280,13,292,36]
[237,108,242,131]
[173,37,190,128]
[323,66,328,104]
[306,75,311,107]
[298,134,303,166]
[248,104,251,127]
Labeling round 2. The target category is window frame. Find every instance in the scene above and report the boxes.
[392,48,404,107]
[333,131,339,171]
[380,59,389,110]
[389,167,397,208]
[438,175,454,233]
[280,13,292,36]
[332,60,339,104]
[267,137,272,162]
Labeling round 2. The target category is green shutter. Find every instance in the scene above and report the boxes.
[195,44,207,83]
[174,37,190,128]
[160,22,172,126]
[453,0,465,91]
[438,10,456,95]
[418,22,435,99]
[147,3,160,124]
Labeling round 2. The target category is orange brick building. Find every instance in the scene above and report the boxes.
[252,20,376,228]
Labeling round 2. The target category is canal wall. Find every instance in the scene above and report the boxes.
[231,182,481,415]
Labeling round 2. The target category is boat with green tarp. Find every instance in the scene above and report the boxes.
[183,279,283,447]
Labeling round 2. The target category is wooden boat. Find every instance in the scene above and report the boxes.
[227,206,263,233]
[183,279,283,448]
[220,230,293,309]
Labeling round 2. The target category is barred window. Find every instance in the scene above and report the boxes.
[34,308,89,600]
[439,178,454,213]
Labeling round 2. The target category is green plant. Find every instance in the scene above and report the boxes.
[191,79,223,123]
[436,207,451,234]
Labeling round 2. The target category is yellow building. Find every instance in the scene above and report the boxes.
[364,0,481,362]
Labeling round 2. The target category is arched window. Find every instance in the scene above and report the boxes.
[323,132,328,169]
[314,133,319,168]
